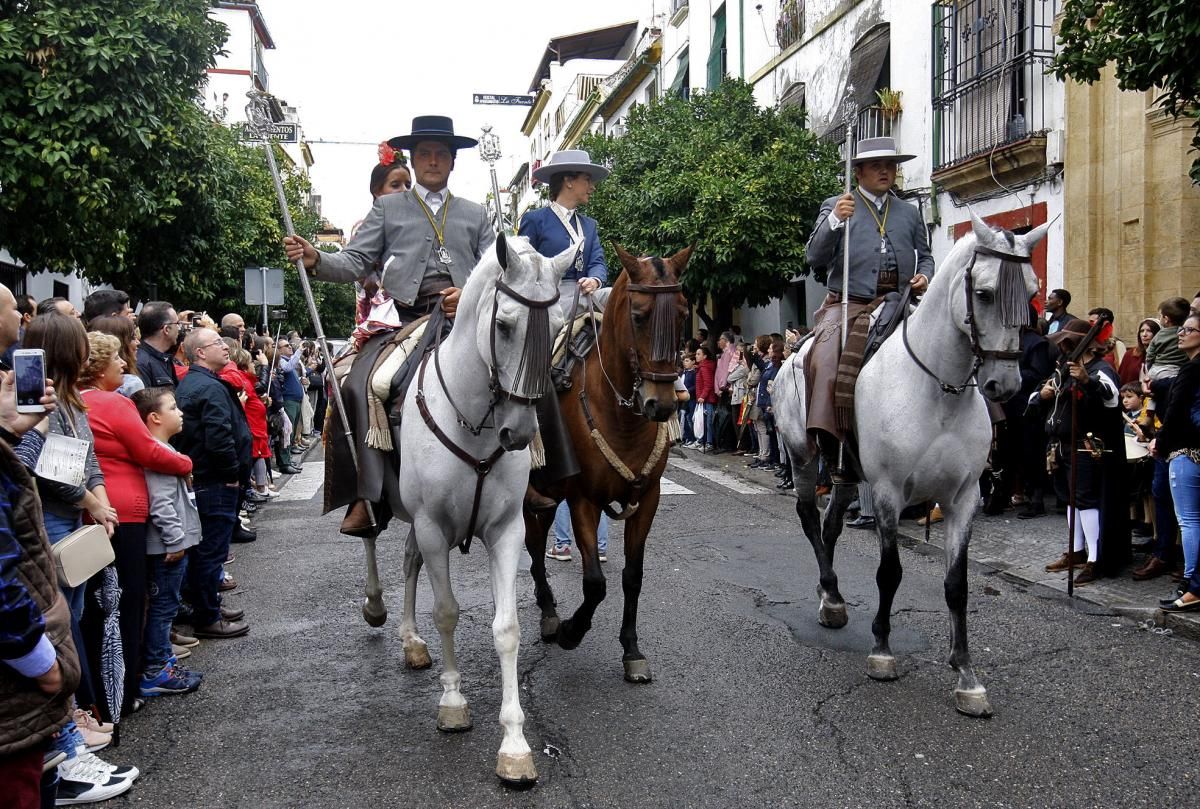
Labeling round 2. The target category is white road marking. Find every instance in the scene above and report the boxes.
[275,461,326,502]
[666,458,773,494]
[659,476,694,496]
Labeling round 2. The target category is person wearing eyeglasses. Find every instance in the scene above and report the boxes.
[173,328,253,639]
[135,301,184,389]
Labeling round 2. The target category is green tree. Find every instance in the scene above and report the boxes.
[0,0,225,272]
[1052,0,1200,183]
[579,78,842,333]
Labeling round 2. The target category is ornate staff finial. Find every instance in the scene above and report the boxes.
[479,124,502,166]
[842,82,858,127]
[244,90,273,137]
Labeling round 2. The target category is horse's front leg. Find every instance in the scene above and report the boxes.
[811,478,857,628]
[361,533,387,627]
[615,485,659,683]
[488,520,538,785]
[556,496,607,651]
[523,507,560,640]
[398,527,431,669]
[415,520,471,732]
[867,490,903,682]
[942,495,993,717]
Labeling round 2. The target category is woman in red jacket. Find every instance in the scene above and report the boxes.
[694,345,719,452]
[81,332,193,714]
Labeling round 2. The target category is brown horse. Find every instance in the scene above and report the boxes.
[525,243,691,682]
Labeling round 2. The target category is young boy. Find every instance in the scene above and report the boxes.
[680,354,698,448]
[132,388,204,697]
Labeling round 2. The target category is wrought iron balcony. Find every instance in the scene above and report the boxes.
[776,0,805,51]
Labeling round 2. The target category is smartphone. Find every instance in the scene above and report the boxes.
[191,314,202,328]
[13,348,47,414]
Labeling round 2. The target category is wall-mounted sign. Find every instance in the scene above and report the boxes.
[472,93,534,107]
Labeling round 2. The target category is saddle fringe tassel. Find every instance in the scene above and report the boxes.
[365,388,394,452]
[529,429,546,470]
[667,413,681,443]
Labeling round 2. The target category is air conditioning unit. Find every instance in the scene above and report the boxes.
[1045,128,1065,166]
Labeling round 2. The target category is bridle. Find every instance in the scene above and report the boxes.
[427,278,560,435]
[588,277,683,417]
[902,244,1028,395]
[415,275,559,552]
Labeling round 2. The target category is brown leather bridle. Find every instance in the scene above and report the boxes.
[589,280,683,416]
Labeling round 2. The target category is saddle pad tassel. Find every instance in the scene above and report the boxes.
[529,429,546,470]
[666,413,682,444]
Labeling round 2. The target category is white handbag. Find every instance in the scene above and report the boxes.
[51,524,114,588]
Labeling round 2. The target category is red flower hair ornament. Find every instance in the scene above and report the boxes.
[377,142,407,167]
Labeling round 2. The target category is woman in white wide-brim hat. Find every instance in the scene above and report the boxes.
[518,149,613,562]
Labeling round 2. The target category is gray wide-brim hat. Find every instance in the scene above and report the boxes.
[850,136,916,166]
[532,149,610,184]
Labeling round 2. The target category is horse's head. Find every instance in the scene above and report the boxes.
[944,212,1047,402]
[467,232,570,450]
[611,243,692,422]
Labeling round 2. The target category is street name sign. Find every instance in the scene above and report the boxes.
[472,93,534,106]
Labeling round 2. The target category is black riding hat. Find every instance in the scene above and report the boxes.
[387,116,479,151]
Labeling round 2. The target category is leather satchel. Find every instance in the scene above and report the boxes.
[51,524,114,588]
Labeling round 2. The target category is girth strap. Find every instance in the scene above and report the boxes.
[416,351,506,553]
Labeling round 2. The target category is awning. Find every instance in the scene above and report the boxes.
[668,48,690,98]
[844,25,890,113]
[707,5,727,90]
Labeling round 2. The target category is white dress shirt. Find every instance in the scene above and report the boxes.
[414,181,449,214]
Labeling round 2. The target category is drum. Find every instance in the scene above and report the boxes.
[1125,435,1150,461]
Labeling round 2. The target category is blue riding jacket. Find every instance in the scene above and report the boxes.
[517,205,607,282]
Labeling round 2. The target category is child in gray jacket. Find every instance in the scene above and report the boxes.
[132,388,204,697]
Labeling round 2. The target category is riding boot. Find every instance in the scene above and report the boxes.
[533,392,580,483]
[524,484,558,513]
[340,500,379,538]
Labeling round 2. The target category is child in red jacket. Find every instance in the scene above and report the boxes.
[694,346,718,452]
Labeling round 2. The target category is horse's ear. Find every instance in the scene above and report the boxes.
[668,244,695,279]
[612,241,641,278]
[495,231,509,271]
[969,210,994,247]
[549,242,576,282]
[1018,221,1051,252]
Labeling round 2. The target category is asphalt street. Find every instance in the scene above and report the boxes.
[107,447,1200,808]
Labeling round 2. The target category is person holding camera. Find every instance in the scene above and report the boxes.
[135,302,185,389]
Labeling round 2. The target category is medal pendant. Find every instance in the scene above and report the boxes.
[574,250,584,273]
[880,236,888,255]
[437,246,453,266]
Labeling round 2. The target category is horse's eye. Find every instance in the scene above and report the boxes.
[496,320,512,335]
[975,290,994,304]
[631,311,648,325]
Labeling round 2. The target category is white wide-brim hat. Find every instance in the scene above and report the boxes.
[850,137,916,166]
[532,149,610,184]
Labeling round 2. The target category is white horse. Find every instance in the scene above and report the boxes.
[362,233,570,785]
[774,213,1047,717]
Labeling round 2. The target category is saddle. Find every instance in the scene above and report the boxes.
[551,309,601,393]
[832,285,915,437]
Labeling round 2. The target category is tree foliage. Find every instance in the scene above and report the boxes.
[579,78,842,330]
[1053,0,1200,183]
[0,0,225,271]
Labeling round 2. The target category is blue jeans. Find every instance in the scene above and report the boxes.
[1168,455,1200,596]
[551,501,608,553]
[681,400,696,443]
[1153,457,1179,563]
[188,483,239,627]
[701,402,715,447]
[145,553,188,676]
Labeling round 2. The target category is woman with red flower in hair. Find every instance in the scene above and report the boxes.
[349,145,413,340]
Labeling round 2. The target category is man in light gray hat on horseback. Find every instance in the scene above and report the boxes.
[804,136,934,459]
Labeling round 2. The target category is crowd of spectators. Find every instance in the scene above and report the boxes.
[0,284,325,806]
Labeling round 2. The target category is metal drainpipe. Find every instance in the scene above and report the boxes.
[738,0,745,78]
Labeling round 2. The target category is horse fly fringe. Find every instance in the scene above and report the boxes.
[666,412,681,443]
[650,291,678,363]
[997,259,1029,328]
[529,429,546,469]
[513,307,553,398]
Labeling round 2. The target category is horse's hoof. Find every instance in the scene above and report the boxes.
[818,600,848,629]
[495,752,538,786]
[362,600,387,628]
[556,622,583,651]
[866,654,899,681]
[623,658,653,683]
[954,687,994,718]
[403,639,432,670]
[436,704,472,732]
[540,615,560,642]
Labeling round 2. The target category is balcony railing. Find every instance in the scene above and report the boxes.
[776,0,805,51]
[931,0,1057,170]
[553,74,606,138]
[819,105,898,158]
[253,53,269,91]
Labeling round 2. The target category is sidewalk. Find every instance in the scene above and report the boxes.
[676,445,1200,642]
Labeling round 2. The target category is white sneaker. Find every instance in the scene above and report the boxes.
[56,754,134,804]
[72,747,140,782]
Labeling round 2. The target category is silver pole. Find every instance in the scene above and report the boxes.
[246,91,373,530]
[260,266,268,333]
[479,125,506,232]
[837,86,858,472]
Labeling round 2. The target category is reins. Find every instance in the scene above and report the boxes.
[900,245,1028,395]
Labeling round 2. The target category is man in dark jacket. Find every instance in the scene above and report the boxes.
[175,328,252,639]
[135,301,183,389]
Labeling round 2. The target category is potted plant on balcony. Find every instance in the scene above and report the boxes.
[875,87,903,120]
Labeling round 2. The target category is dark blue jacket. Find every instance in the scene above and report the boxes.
[517,205,607,282]
[757,361,779,409]
[175,366,252,485]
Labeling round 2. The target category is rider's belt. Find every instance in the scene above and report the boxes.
[876,269,899,294]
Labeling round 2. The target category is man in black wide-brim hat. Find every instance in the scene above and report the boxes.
[285,115,494,322]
